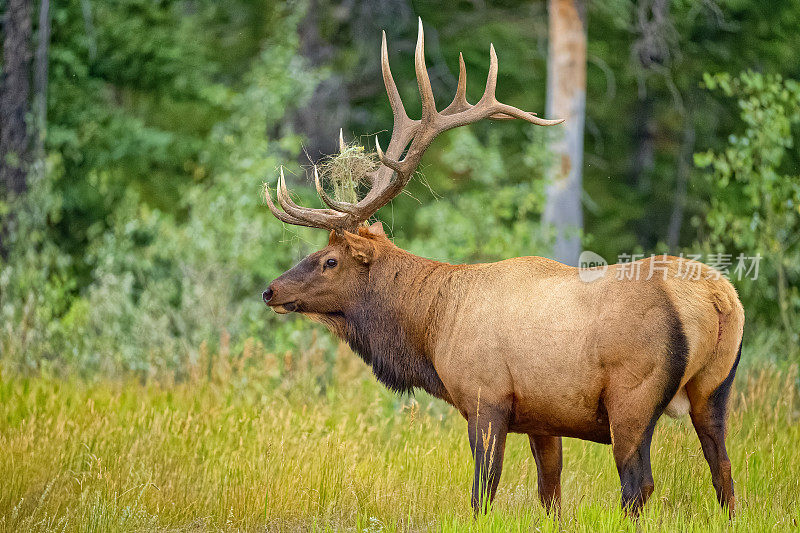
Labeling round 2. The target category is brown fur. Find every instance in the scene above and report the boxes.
[265,223,744,516]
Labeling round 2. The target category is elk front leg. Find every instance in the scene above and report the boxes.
[529,435,562,512]
[467,405,509,514]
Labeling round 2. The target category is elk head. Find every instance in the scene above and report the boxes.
[263,19,562,316]
[263,221,386,315]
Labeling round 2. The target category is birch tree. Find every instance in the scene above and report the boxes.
[544,0,586,265]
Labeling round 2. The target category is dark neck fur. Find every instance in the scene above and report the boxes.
[336,251,454,402]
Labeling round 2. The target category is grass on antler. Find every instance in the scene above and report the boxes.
[315,142,379,204]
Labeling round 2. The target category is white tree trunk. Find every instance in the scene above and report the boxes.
[544,0,586,266]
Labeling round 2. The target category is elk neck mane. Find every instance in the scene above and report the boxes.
[315,245,457,403]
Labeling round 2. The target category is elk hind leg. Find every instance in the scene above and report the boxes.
[609,414,657,516]
[608,309,687,515]
[686,343,740,517]
[606,368,682,515]
[529,435,562,512]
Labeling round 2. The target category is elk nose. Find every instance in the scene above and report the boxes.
[262,287,274,303]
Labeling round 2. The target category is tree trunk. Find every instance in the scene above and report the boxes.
[630,96,655,194]
[666,125,694,252]
[544,0,586,266]
[0,0,34,258]
[33,0,51,163]
[291,0,349,160]
[0,0,33,197]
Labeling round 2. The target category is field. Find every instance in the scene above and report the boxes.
[1,346,798,532]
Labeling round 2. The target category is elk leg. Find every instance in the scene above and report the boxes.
[685,347,739,517]
[691,416,734,515]
[467,405,509,514]
[528,435,562,512]
[606,312,689,516]
[610,419,656,516]
[606,379,667,516]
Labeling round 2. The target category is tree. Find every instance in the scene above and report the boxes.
[696,71,800,359]
[32,0,51,163]
[544,0,586,266]
[0,0,33,197]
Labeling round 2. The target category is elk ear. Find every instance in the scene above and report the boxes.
[342,231,374,264]
[366,220,385,237]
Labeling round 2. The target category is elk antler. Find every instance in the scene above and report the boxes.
[265,18,564,233]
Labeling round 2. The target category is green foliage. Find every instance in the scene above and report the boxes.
[1,1,330,375]
[46,0,224,264]
[585,0,800,256]
[0,162,77,371]
[695,71,800,357]
[3,0,800,376]
[402,127,554,263]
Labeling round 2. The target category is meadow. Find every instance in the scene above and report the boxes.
[3,1,800,531]
[1,342,798,532]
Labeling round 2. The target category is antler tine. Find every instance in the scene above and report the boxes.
[263,181,297,224]
[481,43,498,104]
[414,17,437,122]
[264,179,324,228]
[374,135,403,173]
[276,169,315,221]
[381,31,409,125]
[314,165,360,215]
[442,53,469,116]
[438,43,564,128]
[339,129,346,153]
[352,20,564,220]
[276,168,346,229]
[492,104,565,126]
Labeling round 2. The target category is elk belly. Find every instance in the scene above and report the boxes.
[664,387,690,418]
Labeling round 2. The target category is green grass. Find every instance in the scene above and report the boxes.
[0,350,798,532]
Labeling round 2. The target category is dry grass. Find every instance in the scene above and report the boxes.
[315,142,379,204]
[0,344,798,532]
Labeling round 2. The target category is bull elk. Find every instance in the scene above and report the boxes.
[263,19,744,517]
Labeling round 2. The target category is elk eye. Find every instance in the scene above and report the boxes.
[325,258,338,269]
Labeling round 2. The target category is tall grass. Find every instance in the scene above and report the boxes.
[0,344,798,532]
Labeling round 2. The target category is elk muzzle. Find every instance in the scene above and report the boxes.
[263,283,299,314]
